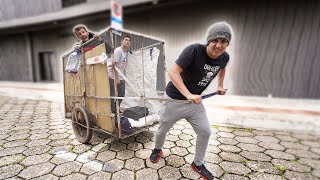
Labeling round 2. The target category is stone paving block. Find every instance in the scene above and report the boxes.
[50,145,73,155]
[143,141,155,150]
[286,149,320,159]
[125,158,145,170]
[180,164,200,179]
[158,166,181,180]
[163,141,176,149]
[205,152,223,164]
[80,160,104,175]
[170,147,188,157]
[19,162,55,179]
[76,151,97,163]
[182,128,195,136]
[52,161,82,177]
[109,142,127,152]
[235,136,258,144]
[60,173,87,180]
[146,158,165,169]
[179,134,193,141]
[103,159,124,173]
[29,133,50,140]
[72,144,92,154]
[292,133,318,141]
[0,146,27,157]
[166,155,185,167]
[246,161,279,174]
[220,161,251,175]
[217,127,234,132]
[280,141,310,150]
[49,139,72,147]
[272,159,311,173]
[184,154,195,163]
[237,143,265,152]
[221,174,249,180]
[96,151,116,162]
[135,135,150,144]
[219,152,245,163]
[217,132,235,138]
[233,130,254,137]
[252,130,274,136]
[206,162,224,178]
[285,170,314,180]
[127,142,143,151]
[275,134,299,142]
[209,138,221,146]
[135,149,152,159]
[298,158,320,169]
[218,144,241,153]
[313,169,320,179]
[311,148,320,155]
[88,171,111,180]
[249,172,283,180]
[0,154,25,167]
[254,135,280,143]
[116,150,134,160]
[26,139,51,147]
[166,134,179,142]
[30,129,49,134]
[112,169,134,180]
[169,130,182,136]
[3,140,28,148]
[207,145,222,154]
[258,141,285,151]
[23,145,51,156]
[265,150,296,160]
[240,151,272,161]
[21,153,52,166]
[173,124,185,130]
[301,140,320,148]
[0,164,24,179]
[218,137,238,145]
[175,140,192,148]
[7,133,30,141]
[35,174,59,180]
[136,168,158,180]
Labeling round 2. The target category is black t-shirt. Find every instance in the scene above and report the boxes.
[166,43,229,100]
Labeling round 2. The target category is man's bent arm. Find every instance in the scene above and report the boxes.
[217,67,226,88]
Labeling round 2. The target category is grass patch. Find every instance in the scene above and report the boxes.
[223,171,229,175]
[242,160,248,165]
[243,127,253,132]
[274,165,286,175]
[212,125,220,129]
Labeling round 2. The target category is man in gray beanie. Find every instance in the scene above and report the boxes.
[150,22,232,180]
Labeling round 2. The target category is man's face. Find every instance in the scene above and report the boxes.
[207,38,229,58]
[76,28,89,43]
[121,37,131,48]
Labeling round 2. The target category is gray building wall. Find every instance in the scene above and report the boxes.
[0,0,61,21]
[0,0,319,99]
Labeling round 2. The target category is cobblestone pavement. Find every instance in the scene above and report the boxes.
[1,96,320,180]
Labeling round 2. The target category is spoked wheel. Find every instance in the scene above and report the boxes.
[72,106,93,144]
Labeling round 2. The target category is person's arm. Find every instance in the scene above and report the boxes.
[113,48,121,85]
[217,67,226,95]
[169,64,202,104]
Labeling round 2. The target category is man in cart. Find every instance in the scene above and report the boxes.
[73,24,102,53]
[108,34,131,114]
[150,22,232,180]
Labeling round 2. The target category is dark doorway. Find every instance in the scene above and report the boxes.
[38,52,57,81]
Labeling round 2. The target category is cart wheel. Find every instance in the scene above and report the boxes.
[72,106,93,144]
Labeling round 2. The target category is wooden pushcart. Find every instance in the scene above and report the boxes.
[63,28,166,143]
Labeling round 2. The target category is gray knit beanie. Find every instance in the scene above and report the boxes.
[206,22,232,43]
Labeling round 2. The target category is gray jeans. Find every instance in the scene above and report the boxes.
[109,78,125,114]
[155,93,211,166]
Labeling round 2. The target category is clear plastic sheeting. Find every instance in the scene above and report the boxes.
[121,47,162,114]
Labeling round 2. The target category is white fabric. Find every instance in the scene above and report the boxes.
[121,47,162,114]
[128,114,160,128]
